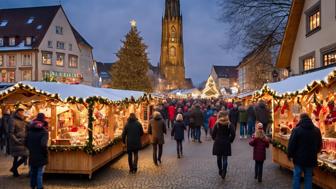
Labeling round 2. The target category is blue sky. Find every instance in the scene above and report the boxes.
[0,0,242,84]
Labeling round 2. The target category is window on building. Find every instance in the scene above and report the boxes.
[323,50,336,66]
[48,41,53,48]
[42,51,52,65]
[0,20,8,27]
[0,70,7,82]
[8,55,16,67]
[0,38,3,46]
[26,17,34,24]
[25,37,32,46]
[56,53,65,66]
[68,55,78,68]
[8,71,15,83]
[171,26,176,42]
[22,54,32,66]
[69,43,72,51]
[9,37,15,46]
[169,47,176,57]
[303,57,315,71]
[0,55,3,66]
[306,2,321,35]
[22,70,32,81]
[56,41,65,49]
[56,26,63,35]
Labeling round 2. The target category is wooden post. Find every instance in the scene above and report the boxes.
[51,105,57,140]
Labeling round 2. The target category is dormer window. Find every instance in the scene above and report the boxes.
[36,25,42,30]
[9,37,15,46]
[0,38,3,46]
[0,20,8,27]
[25,37,32,46]
[26,17,34,24]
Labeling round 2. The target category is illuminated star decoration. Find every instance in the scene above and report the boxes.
[130,19,137,27]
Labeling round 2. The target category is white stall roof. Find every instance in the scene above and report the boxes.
[3,81,146,102]
[262,67,336,96]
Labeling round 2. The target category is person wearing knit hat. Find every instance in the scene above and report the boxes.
[148,111,167,166]
[249,122,269,183]
[211,111,236,179]
[171,114,186,158]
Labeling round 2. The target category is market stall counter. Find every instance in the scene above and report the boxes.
[254,67,336,189]
[0,82,158,178]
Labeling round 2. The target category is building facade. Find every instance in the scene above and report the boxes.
[0,6,95,85]
[210,65,238,90]
[277,0,336,75]
[159,0,188,90]
[237,46,274,93]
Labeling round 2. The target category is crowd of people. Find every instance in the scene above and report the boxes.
[0,108,48,189]
[0,97,323,189]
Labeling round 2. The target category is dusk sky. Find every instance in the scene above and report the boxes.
[0,0,243,84]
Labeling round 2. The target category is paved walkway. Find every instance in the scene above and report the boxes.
[0,130,317,189]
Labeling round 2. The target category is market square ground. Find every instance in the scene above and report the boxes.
[0,131,321,189]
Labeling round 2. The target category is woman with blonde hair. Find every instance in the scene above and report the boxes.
[249,123,269,182]
[171,113,186,158]
[212,111,236,179]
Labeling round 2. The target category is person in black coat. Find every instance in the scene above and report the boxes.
[171,114,186,158]
[212,111,236,179]
[288,113,322,189]
[25,113,49,189]
[190,105,204,143]
[2,109,11,155]
[228,104,239,131]
[122,113,144,174]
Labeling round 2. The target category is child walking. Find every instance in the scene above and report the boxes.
[171,114,186,158]
[249,123,269,183]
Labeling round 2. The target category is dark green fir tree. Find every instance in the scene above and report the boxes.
[110,21,152,92]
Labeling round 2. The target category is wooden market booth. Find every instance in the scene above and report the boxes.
[0,81,158,178]
[254,67,336,189]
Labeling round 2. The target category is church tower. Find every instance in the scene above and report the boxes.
[159,0,186,90]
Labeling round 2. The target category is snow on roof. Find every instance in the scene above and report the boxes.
[4,81,145,102]
[237,91,255,99]
[0,42,32,51]
[261,67,336,96]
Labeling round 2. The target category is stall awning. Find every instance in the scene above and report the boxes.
[0,81,147,102]
[258,67,336,97]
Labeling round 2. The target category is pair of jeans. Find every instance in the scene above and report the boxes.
[188,127,194,140]
[30,166,44,189]
[12,156,27,173]
[247,119,256,136]
[240,122,247,137]
[293,165,313,189]
[194,127,201,141]
[217,156,228,172]
[152,144,163,164]
[255,160,264,180]
[176,140,183,156]
[127,150,139,171]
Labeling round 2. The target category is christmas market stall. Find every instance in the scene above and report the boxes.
[254,67,336,189]
[0,81,157,178]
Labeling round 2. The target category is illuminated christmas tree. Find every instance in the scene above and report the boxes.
[110,20,152,92]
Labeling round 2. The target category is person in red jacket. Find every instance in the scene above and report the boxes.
[208,110,218,136]
[168,104,176,129]
[249,123,269,183]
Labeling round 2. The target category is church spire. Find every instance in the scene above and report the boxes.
[165,0,181,18]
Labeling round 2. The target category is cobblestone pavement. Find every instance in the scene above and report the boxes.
[0,130,318,189]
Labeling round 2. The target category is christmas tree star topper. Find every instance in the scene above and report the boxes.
[130,19,137,27]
